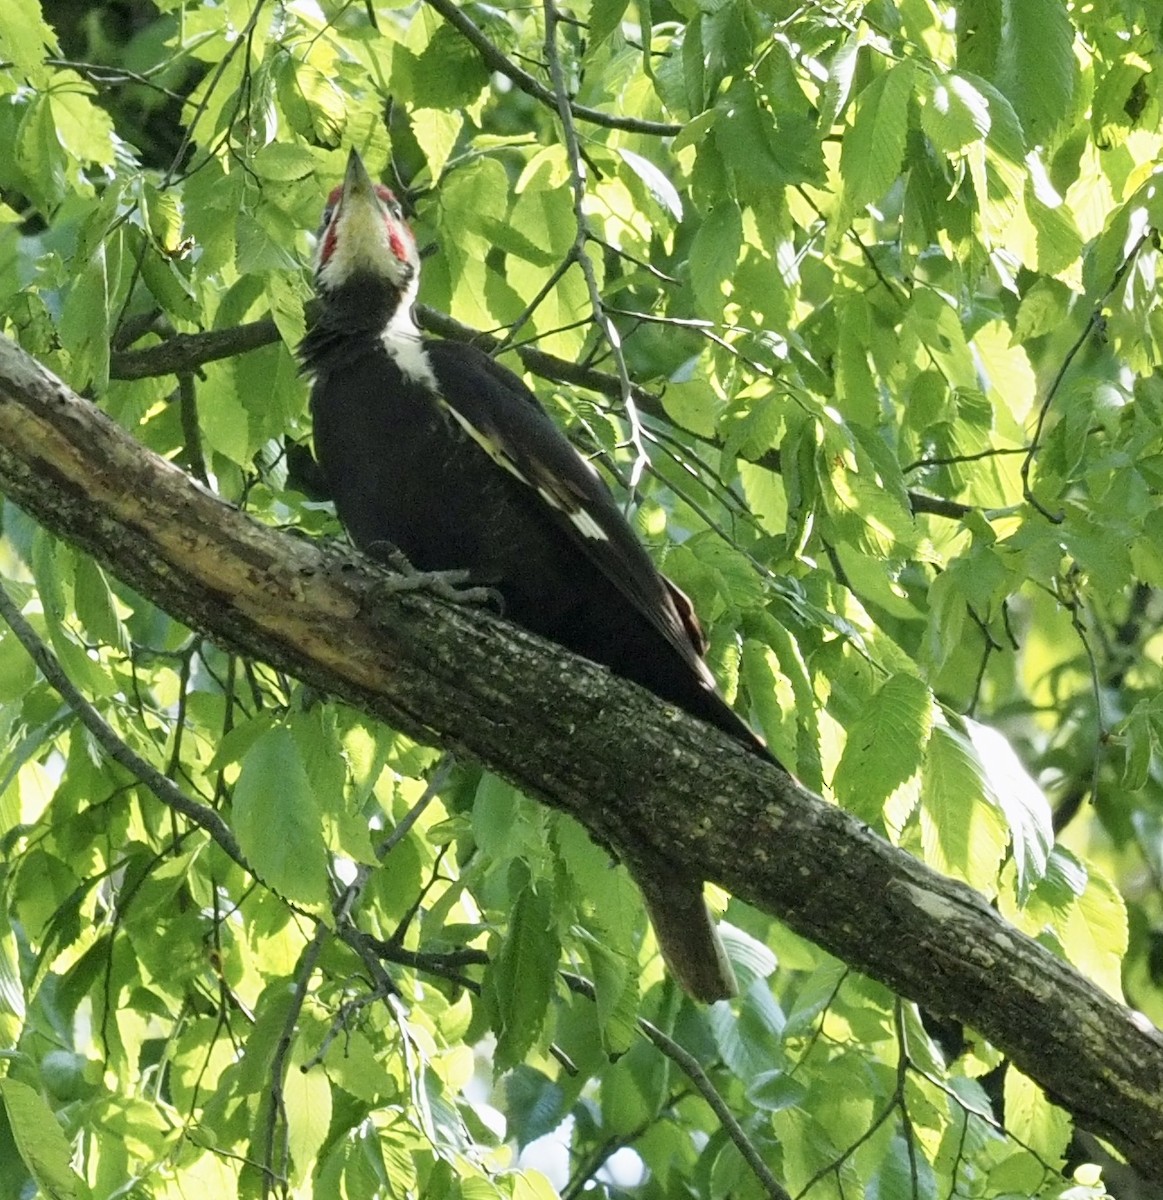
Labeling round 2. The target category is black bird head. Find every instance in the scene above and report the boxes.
[312,149,420,330]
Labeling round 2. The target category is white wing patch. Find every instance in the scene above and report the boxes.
[438,396,611,544]
[538,488,609,541]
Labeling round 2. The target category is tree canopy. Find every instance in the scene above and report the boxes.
[1,1,1162,1198]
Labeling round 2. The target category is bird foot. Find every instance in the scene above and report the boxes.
[375,548,503,609]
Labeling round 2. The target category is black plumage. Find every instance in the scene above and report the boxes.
[299,150,776,1001]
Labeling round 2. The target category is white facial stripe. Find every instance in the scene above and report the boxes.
[382,312,436,388]
[317,196,417,294]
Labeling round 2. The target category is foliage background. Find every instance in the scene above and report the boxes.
[1,0,1162,1196]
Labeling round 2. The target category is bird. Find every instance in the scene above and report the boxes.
[299,148,779,1002]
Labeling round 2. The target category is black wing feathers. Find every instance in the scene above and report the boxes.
[422,341,714,686]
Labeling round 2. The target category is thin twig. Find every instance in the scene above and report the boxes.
[543,1,650,493]
[107,309,975,520]
[560,972,790,1199]
[0,578,249,870]
[422,0,682,136]
[261,924,328,1199]
[638,1016,792,1200]
[1020,230,1150,522]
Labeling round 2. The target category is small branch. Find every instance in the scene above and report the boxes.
[544,1,649,492]
[422,0,682,136]
[107,309,975,523]
[262,925,328,1199]
[0,578,249,871]
[4,333,1163,1179]
[638,1016,791,1200]
[1020,231,1149,522]
[561,972,791,1200]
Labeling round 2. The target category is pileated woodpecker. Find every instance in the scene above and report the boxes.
[300,149,777,1002]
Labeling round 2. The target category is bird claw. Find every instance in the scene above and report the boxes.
[374,548,504,610]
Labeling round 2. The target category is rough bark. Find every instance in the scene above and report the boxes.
[2,333,1162,1180]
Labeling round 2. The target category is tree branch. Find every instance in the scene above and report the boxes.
[2,333,1161,1181]
[421,0,683,137]
[107,312,969,520]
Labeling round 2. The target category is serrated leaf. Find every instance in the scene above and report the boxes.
[73,555,127,652]
[819,33,859,131]
[747,1069,808,1113]
[59,244,110,392]
[920,723,1009,893]
[411,108,463,185]
[580,929,637,1057]
[689,200,742,314]
[833,673,932,829]
[275,56,345,147]
[994,0,1076,146]
[661,379,719,438]
[0,0,57,77]
[1004,1066,1071,1167]
[963,719,1053,901]
[718,922,777,993]
[919,69,991,152]
[0,1079,80,1200]
[618,148,682,221]
[284,1056,332,1185]
[588,0,629,48]
[505,1067,566,1150]
[198,361,252,464]
[233,726,330,908]
[707,984,786,1081]
[1060,865,1128,999]
[252,142,320,182]
[840,60,914,211]
[493,877,558,1071]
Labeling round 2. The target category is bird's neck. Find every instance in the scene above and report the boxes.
[300,271,417,375]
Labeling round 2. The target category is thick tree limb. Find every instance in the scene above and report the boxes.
[2,334,1162,1180]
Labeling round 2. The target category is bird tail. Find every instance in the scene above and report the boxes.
[635,866,738,1003]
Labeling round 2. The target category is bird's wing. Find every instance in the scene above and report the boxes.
[421,340,716,683]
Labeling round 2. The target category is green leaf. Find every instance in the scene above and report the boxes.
[0,0,57,77]
[833,673,932,830]
[1004,1066,1071,1168]
[618,148,683,221]
[275,54,345,146]
[59,244,110,392]
[505,1067,566,1150]
[233,726,330,908]
[72,555,127,652]
[963,718,1053,902]
[707,985,786,1081]
[252,142,320,182]
[661,379,720,438]
[994,0,1076,146]
[588,0,629,49]
[285,1056,333,1185]
[492,874,558,1072]
[839,60,914,213]
[919,723,1009,894]
[689,200,741,314]
[0,1079,81,1200]
[919,69,991,152]
[819,33,860,131]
